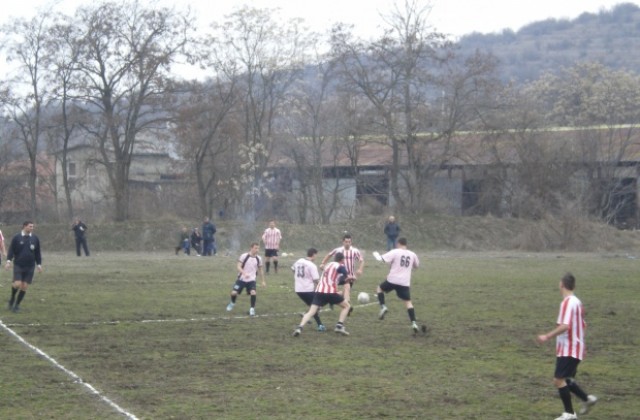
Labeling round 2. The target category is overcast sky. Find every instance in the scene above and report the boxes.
[0,0,633,80]
[1,0,633,38]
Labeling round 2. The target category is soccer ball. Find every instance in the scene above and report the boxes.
[357,292,370,304]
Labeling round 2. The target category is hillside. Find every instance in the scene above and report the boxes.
[456,2,640,82]
[12,215,640,255]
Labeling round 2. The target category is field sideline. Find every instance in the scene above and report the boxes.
[0,251,638,419]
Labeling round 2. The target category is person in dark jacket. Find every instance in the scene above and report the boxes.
[5,221,43,313]
[191,227,202,256]
[71,217,90,256]
[383,216,401,251]
[202,217,217,256]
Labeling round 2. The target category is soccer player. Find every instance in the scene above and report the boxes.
[291,248,325,331]
[293,252,352,336]
[375,237,422,333]
[226,242,266,317]
[319,233,364,306]
[536,273,598,420]
[261,220,282,274]
[5,221,43,313]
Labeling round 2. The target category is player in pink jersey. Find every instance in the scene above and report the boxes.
[225,242,266,317]
[291,248,325,331]
[536,273,598,420]
[319,233,364,307]
[375,237,424,334]
[261,220,282,274]
[293,252,352,336]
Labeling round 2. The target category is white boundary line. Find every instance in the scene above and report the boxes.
[0,319,139,420]
[4,302,380,328]
[0,301,379,418]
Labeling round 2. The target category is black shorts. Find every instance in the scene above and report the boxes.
[311,293,345,307]
[13,265,36,284]
[379,280,411,301]
[555,356,581,379]
[265,249,279,258]
[297,291,315,306]
[232,279,257,295]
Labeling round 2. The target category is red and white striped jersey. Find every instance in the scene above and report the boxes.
[555,295,587,360]
[328,246,362,276]
[316,261,347,294]
[291,258,320,293]
[261,227,282,249]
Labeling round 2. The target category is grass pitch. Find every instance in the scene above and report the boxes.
[1,251,638,419]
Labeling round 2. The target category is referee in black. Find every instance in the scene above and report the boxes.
[5,221,43,313]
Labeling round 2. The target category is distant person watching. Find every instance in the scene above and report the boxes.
[71,217,90,257]
[384,216,401,251]
[202,217,217,256]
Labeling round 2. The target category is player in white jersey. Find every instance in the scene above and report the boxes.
[374,237,423,334]
[291,248,325,331]
[536,273,598,420]
[319,233,364,308]
[226,242,266,317]
[261,220,282,274]
[293,253,352,336]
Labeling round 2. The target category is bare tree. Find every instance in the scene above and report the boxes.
[0,14,52,219]
[42,14,84,220]
[173,76,238,218]
[529,63,640,226]
[212,6,311,219]
[72,0,194,221]
[331,0,498,214]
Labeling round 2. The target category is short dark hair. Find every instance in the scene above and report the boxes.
[561,272,576,291]
[342,233,352,241]
[23,221,33,227]
[307,248,318,257]
[334,252,344,262]
[398,237,407,246]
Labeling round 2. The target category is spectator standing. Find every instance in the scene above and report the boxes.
[261,220,282,274]
[535,273,598,420]
[5,221,43,313]
[383,215,401,251]
[202,217,217,256]
[191,227,202,256]
[71,217,90,257]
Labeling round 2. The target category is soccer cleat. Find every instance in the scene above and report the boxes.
[412,321,419,334]
[317,324,326,332]
[554,413,577,420]
[579,395,597,415]
[334,325,350,336]
[249,307,255,317]
[11,305,20,313]
[378,306,388,320]
[226,302,235,312]
[292,327,302,337]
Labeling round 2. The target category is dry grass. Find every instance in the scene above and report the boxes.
[1,250,639,419]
